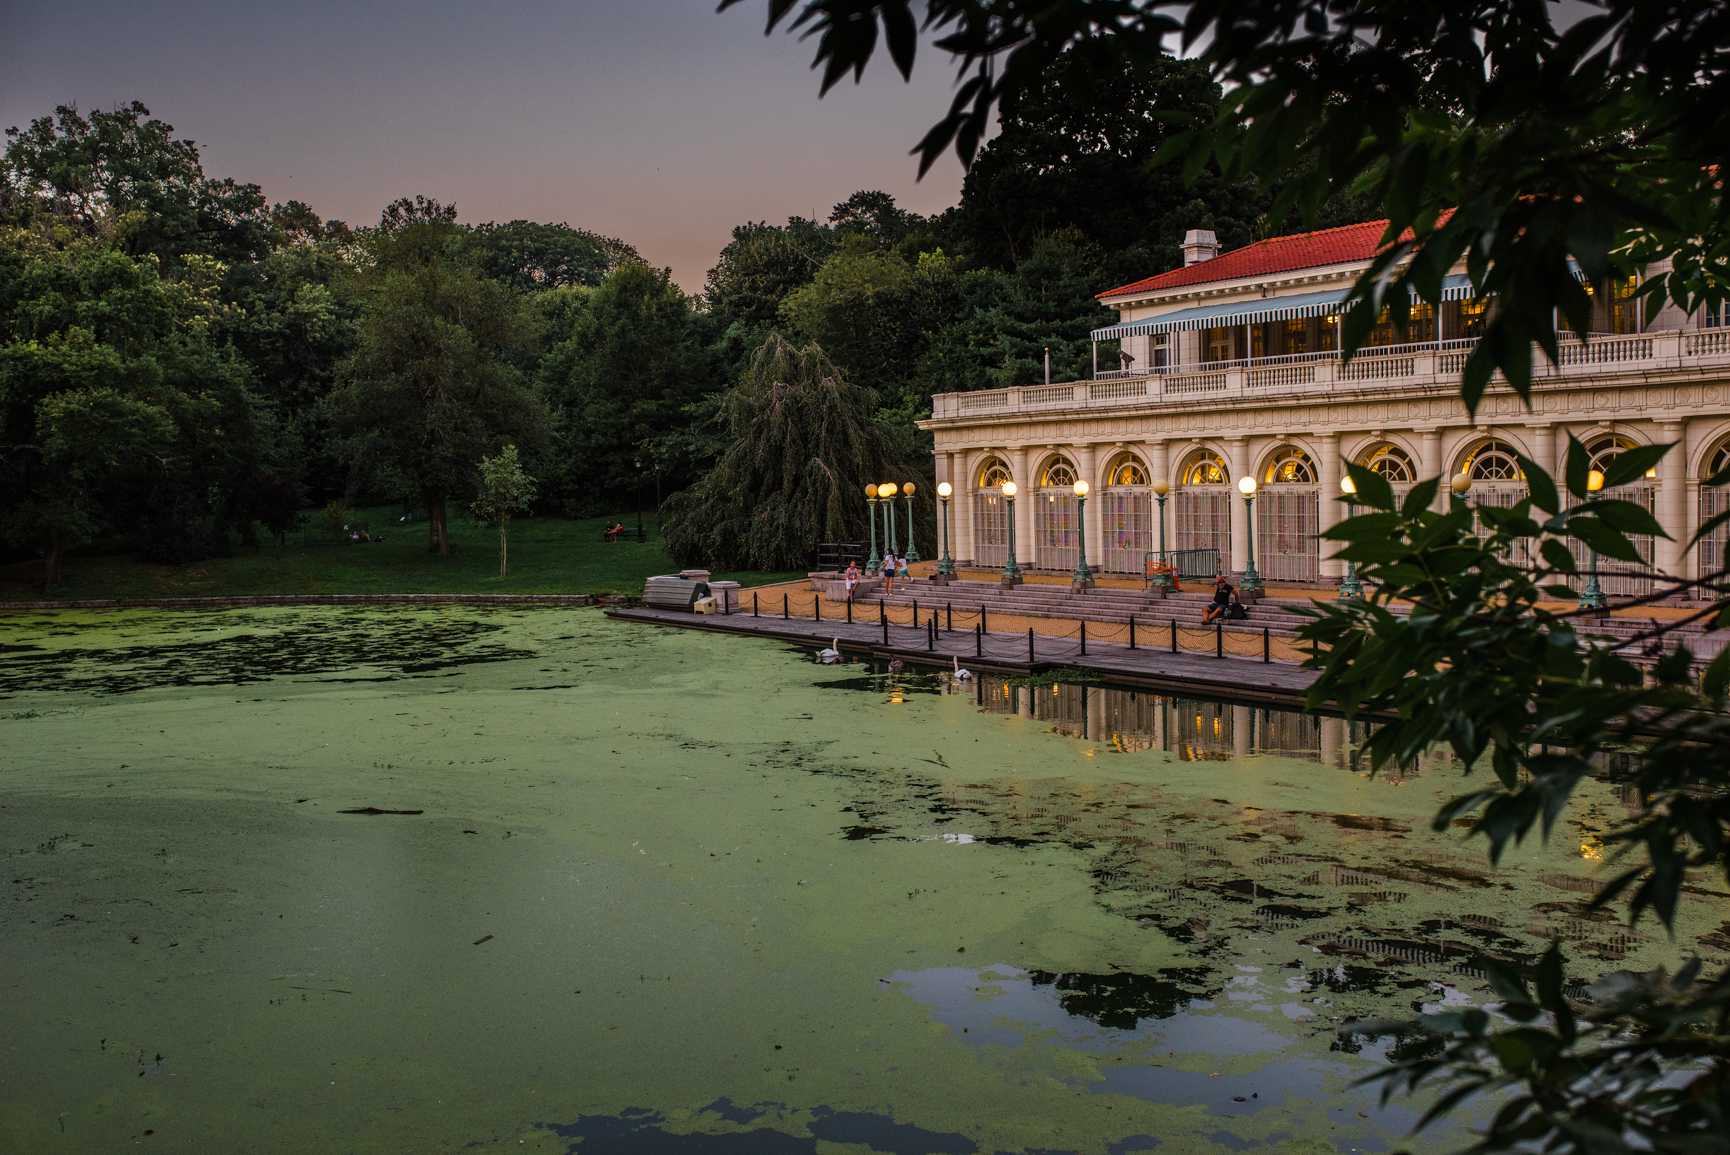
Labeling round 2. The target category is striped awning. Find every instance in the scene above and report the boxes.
[1092,288,1349,340]
[1093,274,1483,340]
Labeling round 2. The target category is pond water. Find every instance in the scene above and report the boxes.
[2,608,1725,1154]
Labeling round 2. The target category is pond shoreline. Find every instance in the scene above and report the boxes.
[0,592,634,612]
[606,605,1323,708]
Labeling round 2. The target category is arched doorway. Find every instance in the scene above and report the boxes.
[1359,442,1418,506]
[1173,447,1230,574]
[1034,455,1080,571]
[972,456,1012,568]
[1100,451,1151,574]
[1701,436,1730,584]
[1578,434,1656,596]
[1256,445,1320,581]
[1455,438,1533,566]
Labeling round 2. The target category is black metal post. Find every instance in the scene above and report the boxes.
[1170,619,1177,653]
[1215,622,1223,658]
[1080,620,1087,656]
[753,592,759,617]
[927,617,935,651]
[882,612,889,646]
[946,603,952,632]
[1129,615,1136,650]
[981,605,988,634]
[880,600,886,626]
[1263,627,1270,663]
[783,592,789,620]
[975,622,982,658]
[912,598,919,624]
[1028,627,1035,664]
[815,596,821,622]
[847,598,853,625]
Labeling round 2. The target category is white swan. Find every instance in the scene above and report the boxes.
[817,638,842,664]
[952,655,974,682]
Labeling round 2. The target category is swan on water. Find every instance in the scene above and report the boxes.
[818,638,842,664]
[952,656,974,682]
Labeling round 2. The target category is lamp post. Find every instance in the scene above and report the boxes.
[1001,481,1023,585]
[1580,467,1608,611]
[880,482,899,556]
[1151,479,1171,593]
[1237,475,1263,593]
[864,484,880,572]
[1072,480,1093,589]
[1337,474,1364,600]
[936,481,956,578]
[901,482,920,562]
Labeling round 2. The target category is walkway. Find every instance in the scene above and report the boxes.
[606,605,1320,706]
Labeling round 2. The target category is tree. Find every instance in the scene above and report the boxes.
[726,1,1730,405]
[2,101,272,270]
[537,261,716,514]
[661,334,913,570]
[332,205,547,555]
[470,220,639,292]
[702,217,836,362]
[471,443,537,578]
[779,241,921,397]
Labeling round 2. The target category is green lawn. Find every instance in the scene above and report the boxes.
[0,511,803,600]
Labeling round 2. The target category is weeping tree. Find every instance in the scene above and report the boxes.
[662,334,913,570]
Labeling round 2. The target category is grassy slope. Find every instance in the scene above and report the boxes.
[0,510,802,600]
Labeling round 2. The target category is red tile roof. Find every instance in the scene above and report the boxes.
[1098,216,1448,300]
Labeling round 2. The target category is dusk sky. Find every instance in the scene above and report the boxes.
[1,0,971,290]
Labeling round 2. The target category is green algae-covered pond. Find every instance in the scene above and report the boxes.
[2,607,1725,1153]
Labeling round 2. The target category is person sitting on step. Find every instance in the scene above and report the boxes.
[1202,575,1235,624]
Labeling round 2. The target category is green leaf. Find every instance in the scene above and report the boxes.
[1344,461,1395,512]
[1566,516,1643,563]
[1564,435,1590,499]
[1516,454,1559,514]
[1539,538,1579,575]
[1590,499,1665,538]
[1601,442,1671,490]
[1401,477,1440,517]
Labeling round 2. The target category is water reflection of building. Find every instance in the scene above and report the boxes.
[972,674,1386,770]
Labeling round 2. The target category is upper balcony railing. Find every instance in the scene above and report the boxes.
[929,329,1730,420]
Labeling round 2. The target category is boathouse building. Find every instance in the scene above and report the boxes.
[918,219,1730,594]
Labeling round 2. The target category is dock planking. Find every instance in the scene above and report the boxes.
[605,606,1321,707]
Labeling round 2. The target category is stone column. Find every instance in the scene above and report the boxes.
[1419,428,1444,510]
[1527,425,1556,490]
[1317,432,1343,579]
[1077,442,1102,571]
[1659,419,1688,580]
[1226,436,1251,573]
[951,450,973,568]
[1011,445,1034,570]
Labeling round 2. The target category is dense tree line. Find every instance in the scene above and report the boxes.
[1,53,1365,583]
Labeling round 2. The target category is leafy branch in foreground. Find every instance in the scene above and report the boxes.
[726,1,1730,410]
[1302,437,1730,1151]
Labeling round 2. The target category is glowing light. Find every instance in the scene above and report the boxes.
[1001,481,1018,498]
[1586,468,1605,494]
[937,481,953,498]
[1074,479,1090,497]
[1237,476,1257,496]
[865,484,878,498]
[1340,474,1357,495]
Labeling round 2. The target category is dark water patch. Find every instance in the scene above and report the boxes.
[1105,1138,1161,1153]
[808,1106,977,1153]
[813,674,945,696]
[1305,964,1391,994]
[0,613,532,696]
[537,1105,980,1154]
[1027,968,1217,1029]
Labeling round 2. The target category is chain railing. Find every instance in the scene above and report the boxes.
[730,587,1301,665]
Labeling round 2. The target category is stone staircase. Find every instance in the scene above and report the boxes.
[860,578,1311,637]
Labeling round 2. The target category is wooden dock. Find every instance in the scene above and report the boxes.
[605,606,1321,707]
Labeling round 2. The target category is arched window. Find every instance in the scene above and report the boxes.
[1360,443,1416,482]
[1038,459,1078,490]
[1262,446,1317,485]
[1177,448,1228,487]
[1461,439,1524,482]
[976,457,1011,492]
[1700,437,1730,585]
[1585,434,1651,479]
[1103,453,1149,488]
[1708,438,1730,480]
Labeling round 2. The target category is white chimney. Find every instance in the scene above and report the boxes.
[1181,228,1220,267]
